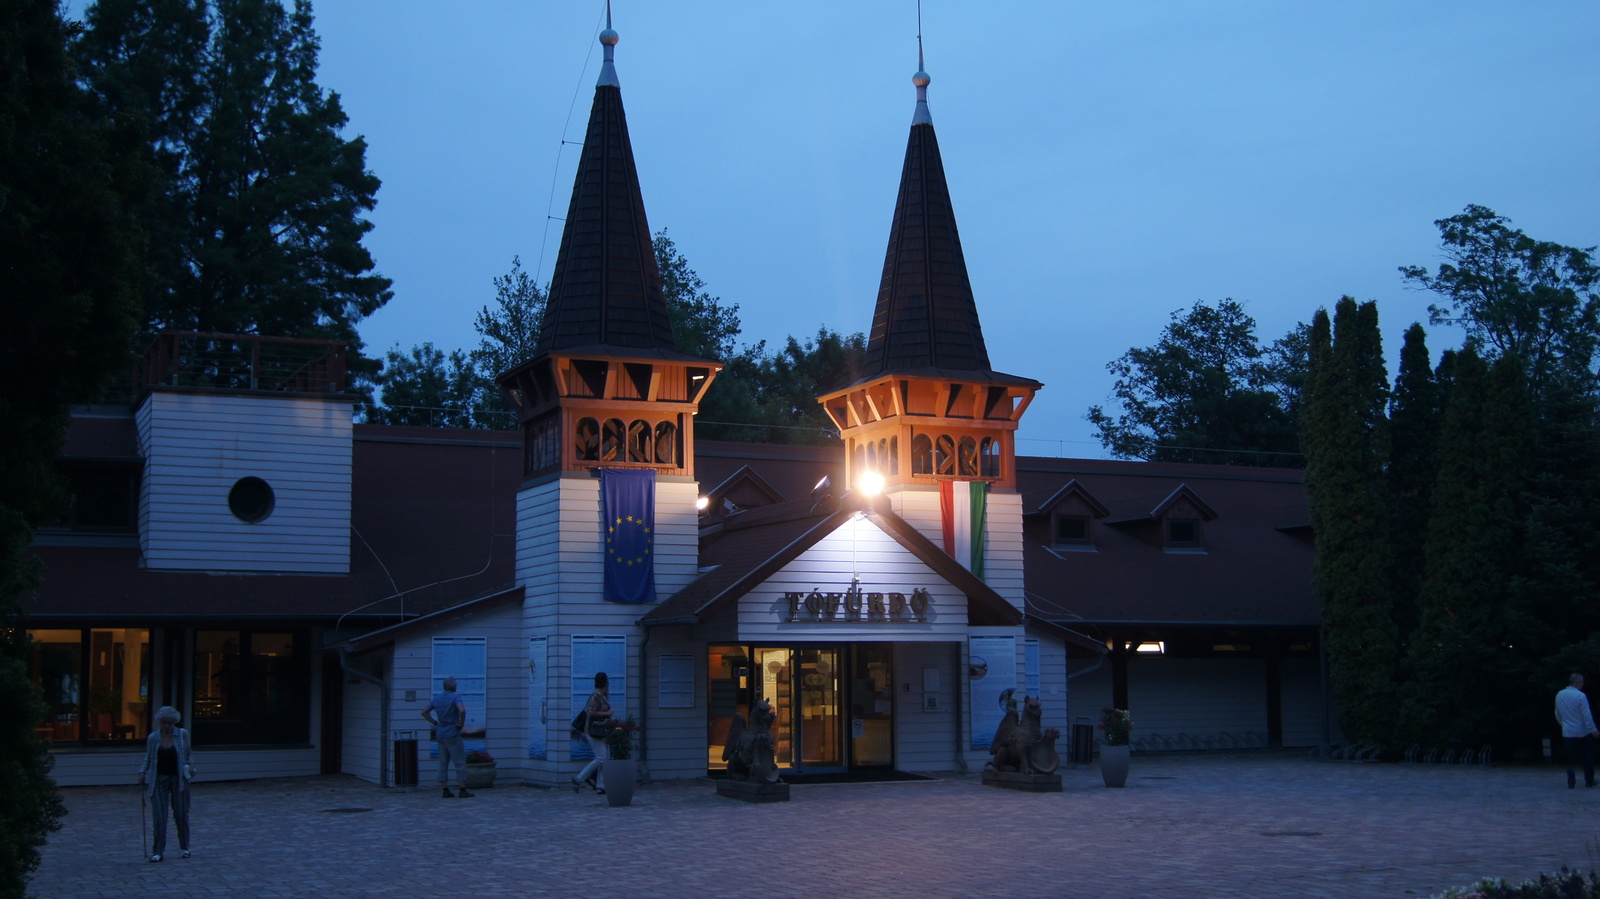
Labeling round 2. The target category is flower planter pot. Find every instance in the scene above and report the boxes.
[1100,744,1130,788]
[463,761,497,789]
[602,758,636,807]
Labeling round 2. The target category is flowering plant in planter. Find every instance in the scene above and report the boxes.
[465,749,495,764]
[604,716,640,760]
[1098,708,1133,746]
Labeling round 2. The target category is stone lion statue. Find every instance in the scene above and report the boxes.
[986,692,1061,776]
[723,698,783,784]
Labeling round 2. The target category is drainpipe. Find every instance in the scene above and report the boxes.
[1068,655,1107,680]
[340,648,389,787]
[953,642,967,774]
[636,626,651,783]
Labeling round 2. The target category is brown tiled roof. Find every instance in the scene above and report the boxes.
[1016,458,1316,627]
[535,78,676,357]
[859,120,1038,391]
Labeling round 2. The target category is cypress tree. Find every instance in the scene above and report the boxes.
[1387,324,1437,639]
[1404,351,1533,748]
[1303,298,1397,747]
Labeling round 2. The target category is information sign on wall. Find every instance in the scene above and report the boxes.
[430,636,487,758]
[570,635,627,762]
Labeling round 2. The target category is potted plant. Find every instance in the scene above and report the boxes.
[1098,707,1133,788]
[601,717,639,806]
[464,748,497,788]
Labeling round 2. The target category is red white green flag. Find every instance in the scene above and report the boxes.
[939,480,987,579]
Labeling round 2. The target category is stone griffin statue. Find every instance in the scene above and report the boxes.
[986,690,1062,776]
[723,697,783,784]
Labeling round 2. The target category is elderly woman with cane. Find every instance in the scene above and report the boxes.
[137,706,195,862]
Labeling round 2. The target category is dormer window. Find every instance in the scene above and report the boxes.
[1167,518,1202,549]
[1054,514,1091,547]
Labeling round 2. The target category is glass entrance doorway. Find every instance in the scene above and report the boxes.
[708,644,892,773]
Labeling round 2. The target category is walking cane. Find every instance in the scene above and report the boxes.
[139,784,148,861]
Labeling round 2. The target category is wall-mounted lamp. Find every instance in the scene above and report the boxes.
[857,472,885,496]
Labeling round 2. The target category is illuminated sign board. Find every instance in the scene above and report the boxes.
[783,587,932,623]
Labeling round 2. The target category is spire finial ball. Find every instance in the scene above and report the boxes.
[912,70,930,88]
[599,28,619,46]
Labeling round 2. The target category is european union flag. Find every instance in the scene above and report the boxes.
[601,468,656,604]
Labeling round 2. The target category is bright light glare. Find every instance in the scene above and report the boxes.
[1134,641,1165,654]
[858,472,885,496]
[695,496,709,511]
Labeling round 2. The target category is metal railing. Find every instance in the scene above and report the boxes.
[140,331,347,395]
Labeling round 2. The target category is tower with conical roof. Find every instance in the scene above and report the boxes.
[496,14,719,785]
[817,46,1040,603]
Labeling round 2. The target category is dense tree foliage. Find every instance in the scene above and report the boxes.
[1087,299,1306,465]
[1,0,145,892]
[366,344,481,428]
[1305,207,1600,757]
[698,328,866,445]
[371,233,861,443]
[1402,205,1599,402]
[1302,298,1398,747]
[75,0,391,375]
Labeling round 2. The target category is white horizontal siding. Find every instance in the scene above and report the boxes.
[737,517,971,642]
[1129,657,1268,747]
[1281,656,1340,747]
[893,642,961,772]
[984,491,1024,608]
[137,391,351,573]
[388,602,525,786]
[641,630,706,781]
[341,670,383,785]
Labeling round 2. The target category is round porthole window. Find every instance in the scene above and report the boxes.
[228,477,275,523]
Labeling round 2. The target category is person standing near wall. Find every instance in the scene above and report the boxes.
[423,677,473,798]
[1555,673,1598,789]
[571,671,612,794]
[138,706,194,862]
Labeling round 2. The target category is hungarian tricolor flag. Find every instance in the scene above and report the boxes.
[939,480,987,578]
[601,468,657,604]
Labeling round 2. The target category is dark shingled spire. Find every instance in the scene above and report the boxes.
[862,113,994,379]
[535,26,677,357]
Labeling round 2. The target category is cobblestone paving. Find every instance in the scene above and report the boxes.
[31,754,1600,898]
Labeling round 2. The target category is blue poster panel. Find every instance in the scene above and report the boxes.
[430,636,487,758]
[570,635,627,762]
[968,635,1018,751]
[528,636,547,760]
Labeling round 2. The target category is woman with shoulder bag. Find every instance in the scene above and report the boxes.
[571,671,612,794]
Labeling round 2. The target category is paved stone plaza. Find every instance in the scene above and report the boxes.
[31,753,1599,898]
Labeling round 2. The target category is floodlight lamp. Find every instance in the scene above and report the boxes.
[858,471,885,496]
[695,496,709,511]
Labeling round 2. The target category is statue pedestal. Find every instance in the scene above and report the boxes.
[982,770,1062,793]
[716,779,790,803]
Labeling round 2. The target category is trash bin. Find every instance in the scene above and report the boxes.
[1071,721,1095,767]
[393,730,418,791]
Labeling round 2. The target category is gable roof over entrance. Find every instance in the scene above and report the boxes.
[641,492,1021,628]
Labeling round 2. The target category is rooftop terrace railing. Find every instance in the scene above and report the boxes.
[140,331,347,396]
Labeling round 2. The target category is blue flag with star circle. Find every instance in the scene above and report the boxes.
[601,468,657,604]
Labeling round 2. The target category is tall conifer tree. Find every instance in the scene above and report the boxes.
[1386,324,1437,638]
[76,0,391,363]
[1303,297,1397,746]
[1403,352,1533,746]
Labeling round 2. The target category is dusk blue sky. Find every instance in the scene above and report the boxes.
[300,1,1597,456]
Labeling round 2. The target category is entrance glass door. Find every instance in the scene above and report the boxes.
[796,648,841,768]
[706,644,863,774]
[849,645,893,767]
